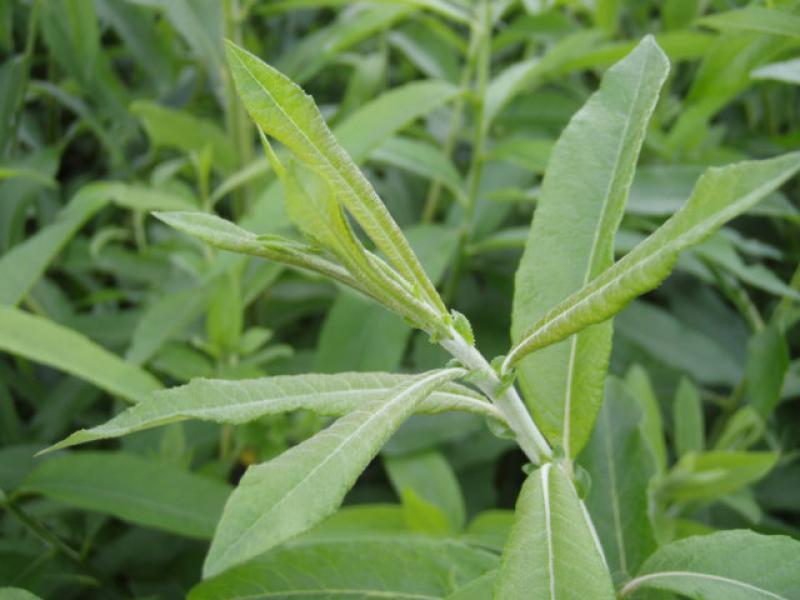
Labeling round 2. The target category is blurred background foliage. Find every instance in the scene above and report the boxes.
[1,0,799,597]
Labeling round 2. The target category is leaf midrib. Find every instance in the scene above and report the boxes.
[621,570,787,599]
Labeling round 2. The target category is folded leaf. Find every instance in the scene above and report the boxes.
[621,530,800,599]
[203,368,465,577]
[511,35,669,456]
[494,463,615,599]
[45,371,502,453]
[18,452,231,539]
[0,306,161,404]
[191,536,497,600]
[506,152,800,371]
[225,41,447,315]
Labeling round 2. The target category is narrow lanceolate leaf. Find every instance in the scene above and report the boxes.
[580,377,656,579]
[18,452,231,539]
[0,186,106,306]
[224,41,447,315]
[506,152,800,372]
[511,36,669,456]
[494,463,615,599]
[191,536,496,600]
[621,530,800,599]
[0,306,161,404]
[45,372,502,453]
[203,368,465,577]
[673,377,705,456]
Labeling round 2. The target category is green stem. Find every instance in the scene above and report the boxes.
[440,329,552,465]
[443,1,491,304]
[4,500,84,565]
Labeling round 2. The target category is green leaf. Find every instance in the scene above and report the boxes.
[224,40,448,316]
[385,450,466,534]
[511,36,669,456]
[0,56,27,156]
[659,451,778,502]
[202,368,465,577]
[46,371,501,453]
[0,186,106,306]
[0,588,44,600]
[746,324,790,418]
[621,530,800,599]
[0,306,161,404]
[673,377,705,457]
[752,57,800,85]
[190,536,497,600]
[40,0,100,84]
[506,153,800,372]
[131,101,237,171]
[494,463,615,599]
[17,452,231,539]
[697,6,800,40]
[580,377,656,579]
[625,364,667,473]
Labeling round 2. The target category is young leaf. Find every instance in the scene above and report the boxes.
[506,153,800,371]
[673,377,705,456]
[621,530,800,599]
[579,377,656,579]
[190,536,497,600]
[494,463,615,599]
[0,306,161,404]
[511,35,669,456]
[224,40,447,315]
[45,372,502,453]
[203,368,465,577]
[18,452,231,539]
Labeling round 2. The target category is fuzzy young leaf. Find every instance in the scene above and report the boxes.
[224,40,447,315]
[494,463,615,599]
[506,153,800,371]
[511,35,669,456]
[203,368,465,577]
[45,372,501,453]
[621,530,800,599]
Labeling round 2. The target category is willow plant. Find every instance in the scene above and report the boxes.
[45,33,800,599]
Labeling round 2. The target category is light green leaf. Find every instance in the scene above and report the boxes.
[511,36,669,456]
[659,451,778,502]
[131,101,237,171]
[494,463,615,599]
[40,0,100,84]
[673,377,705,457]
[264,0,473,25]
[0,588,43,600]
[385,450,466,533]
[0,306,161,404]
[506,153,800,372]
[46,371,501,453]
[580,377,656,579]
[225,41,449,316]
[190,536,496,600]
[203,368,465,577]
[446,572,497,600]
[17,452,230,539]
[621,530,800,599]
[0,186,106,306]
[752,58,800,85]
[697,6,800,40]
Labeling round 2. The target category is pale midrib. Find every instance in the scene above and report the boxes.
[620,571,786,599]
[210,370,457,569]
[231,51,435,309]
[507,174,789,369]
[561,50,656,456]
[97,388,498,437]
[541,464,556,600]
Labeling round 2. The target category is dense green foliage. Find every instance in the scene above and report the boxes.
[2,1,800,599]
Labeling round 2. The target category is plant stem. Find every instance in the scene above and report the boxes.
[443,1,491,304]
[4,500,84,565]
[440,329,552,465]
